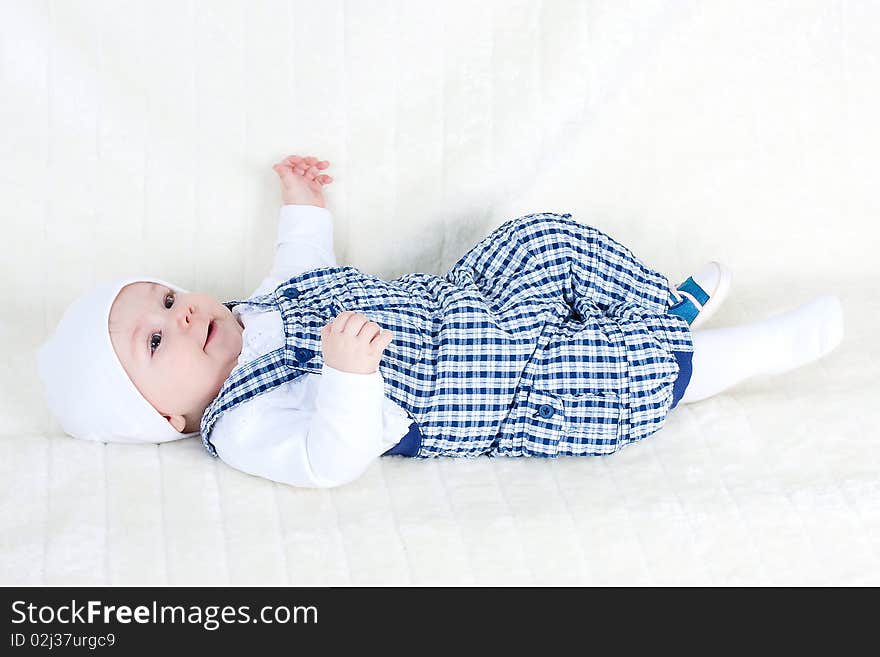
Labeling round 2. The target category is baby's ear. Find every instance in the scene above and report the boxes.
[164,414,187,433]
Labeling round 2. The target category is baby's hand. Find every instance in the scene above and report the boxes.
[273,154,334,208]
[320,311,394,375]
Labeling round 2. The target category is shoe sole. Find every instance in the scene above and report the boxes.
[689,261,732,330]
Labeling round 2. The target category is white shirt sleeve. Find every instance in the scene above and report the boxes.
[212,364,391,489]
[308,365,390,485]
[248,204,337,298]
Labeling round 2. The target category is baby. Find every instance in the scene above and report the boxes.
[37,154,845,488]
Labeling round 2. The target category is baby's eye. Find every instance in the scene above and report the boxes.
[164,291,175,308]
[150,333,161,354]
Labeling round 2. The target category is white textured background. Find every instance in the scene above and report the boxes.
[1,0,878,585]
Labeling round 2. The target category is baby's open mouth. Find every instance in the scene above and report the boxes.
[204,320,215,349]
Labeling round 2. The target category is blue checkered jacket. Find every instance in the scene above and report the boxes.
[200,212,692,459]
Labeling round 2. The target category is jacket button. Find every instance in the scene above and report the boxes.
[283,288,300,299]
[538,404,554,419]
[294,347,314,362]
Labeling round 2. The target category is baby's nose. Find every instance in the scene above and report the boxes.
[176,303,196,327]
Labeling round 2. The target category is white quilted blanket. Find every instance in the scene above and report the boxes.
[2,0,878,585]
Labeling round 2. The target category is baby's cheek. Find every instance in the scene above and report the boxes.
[177,357,222,407]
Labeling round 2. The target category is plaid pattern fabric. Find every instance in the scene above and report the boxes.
[200,212,692,459]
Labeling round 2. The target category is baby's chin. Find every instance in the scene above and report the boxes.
[208,312,243,361]
[207,322,242,386]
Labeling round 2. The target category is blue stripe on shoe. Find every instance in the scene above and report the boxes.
[668,298,699,324]
[677,276,710,306]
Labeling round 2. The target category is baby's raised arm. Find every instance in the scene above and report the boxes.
[246,154,337,297]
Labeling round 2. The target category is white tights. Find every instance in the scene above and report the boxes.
[678,295,844,405]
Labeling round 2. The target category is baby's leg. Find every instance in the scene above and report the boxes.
[445,213,676,318]
[678,295,844,404]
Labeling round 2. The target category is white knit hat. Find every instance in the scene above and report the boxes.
[37,276,200,444]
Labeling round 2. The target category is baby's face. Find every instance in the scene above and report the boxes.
[108,282,244,433]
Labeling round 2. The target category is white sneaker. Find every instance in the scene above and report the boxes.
[668,261,733,329]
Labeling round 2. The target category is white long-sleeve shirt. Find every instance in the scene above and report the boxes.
[210,205,415,488]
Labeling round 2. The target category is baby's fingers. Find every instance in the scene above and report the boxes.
[283,155,310,175]
[272,163,296,179]
[372,329,394,351]
[303,156,330,169]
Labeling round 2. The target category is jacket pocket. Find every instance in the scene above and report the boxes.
[521,389,621,456]
[558,391,621,456]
